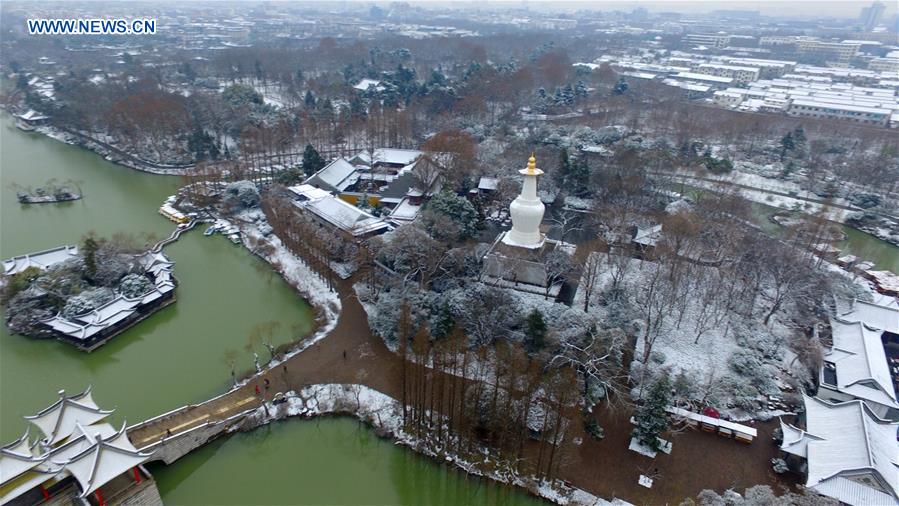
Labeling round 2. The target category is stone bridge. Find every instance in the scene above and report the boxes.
[126,387,262,464]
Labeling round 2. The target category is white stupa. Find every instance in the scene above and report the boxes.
[481,154,573,298]
[502,154,545,248]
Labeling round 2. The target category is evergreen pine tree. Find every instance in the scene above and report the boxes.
[82,235,99,282]
[632,374,671,451]
[780,131,795,152]
[574,80,588,99]
[350,96,367,117]
[568,156,590,195]
[792,126,806,147]
[553,86,564,105]
[431,301,454,339]
[304,90,316,109]
[562,84,575,106]
[302,144,326,177]
[534,88,549,113]
[524,309,547,353]
[555,148,571,188]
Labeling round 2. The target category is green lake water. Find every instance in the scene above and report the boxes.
[747,202,899,272]
[0,114,543,505]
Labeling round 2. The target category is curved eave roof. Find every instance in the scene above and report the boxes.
[64,424,152,498]
[24,388,114,446]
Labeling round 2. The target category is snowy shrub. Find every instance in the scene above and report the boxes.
[118,273,153,298]
[50,256,86,275]
[772,458,789,474]
[772,427,783,443]
[728,349,777,395]
[35,258,89,297]
[90,242,138,287]
[721,376,760,411]
[696,485,835,506]
[2,266,44,303]
[62,288,114,318]
[595,125,628,144]
[223,181,260,210]
[672,370,696,402]
[367,289,430,348]
[455,284,520,346]
[420,190,478,242]
[586,377,606,406]
[5,287,55,335]
[584,418,604,440]
[650,350,667,364]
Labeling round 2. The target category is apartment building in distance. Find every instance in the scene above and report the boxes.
[869,57,899,73]
[759,36,861,64]
[692,63,760,85]
[683,33,731,48]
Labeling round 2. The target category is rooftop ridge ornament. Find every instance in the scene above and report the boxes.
[526,153,538,174]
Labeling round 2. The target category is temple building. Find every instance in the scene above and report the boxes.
[779,394,899,506]
[481,155,574,298]
[41,252,177,351]
[0,388,161,506]
[818,296,899,420]
[2,246,78,277]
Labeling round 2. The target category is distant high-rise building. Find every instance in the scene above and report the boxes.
[859,1,886,31]
[629,7,648,21]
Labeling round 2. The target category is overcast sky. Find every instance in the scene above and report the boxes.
[4,0,895,21]
[438,0,895,19]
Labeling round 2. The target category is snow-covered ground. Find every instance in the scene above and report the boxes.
[666,170,856,222]
[573,252,797,420]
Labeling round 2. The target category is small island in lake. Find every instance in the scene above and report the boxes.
[14,179,83,204]
[1,234,176,351]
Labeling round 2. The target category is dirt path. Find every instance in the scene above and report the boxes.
[128,262,792,505]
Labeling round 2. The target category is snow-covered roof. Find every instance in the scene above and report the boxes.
[388,197,422,222]
[790,99,891,116]
[288,184,331,201]
[353,148,423,167]
[63,424,151,498]
[305,158,358,193]
[0,389,153,504]
[633,224,663,247]
[478,176,498,191]
[24,387,113,446]
[294,195,390,237]
[841,299,899,336]
[353,78,385,92]
[674,71,733,84]
[824,318,898,410]
[0,429,47,488]
[780,395,899,506]
[43,252,175,342]
[16,109,49,121]
[3,245,78,276]
[696,63,760,73]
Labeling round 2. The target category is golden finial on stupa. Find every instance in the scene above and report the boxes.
[527,153,537,173]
